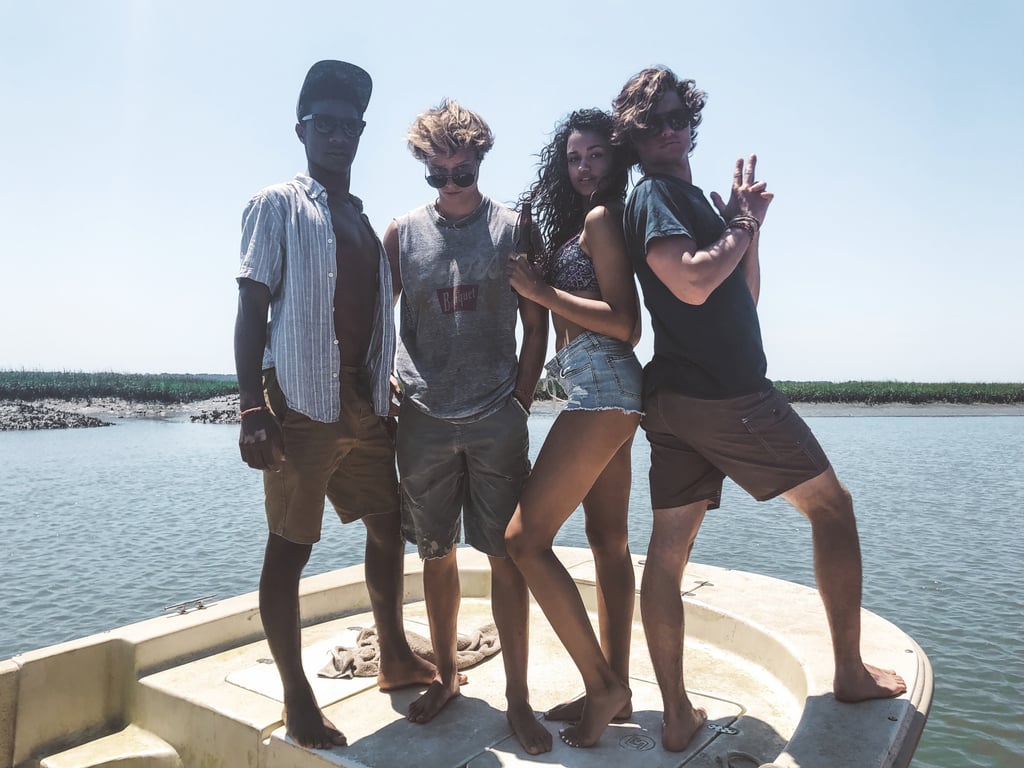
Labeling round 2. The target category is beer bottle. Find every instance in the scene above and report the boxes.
[513,201,536,265]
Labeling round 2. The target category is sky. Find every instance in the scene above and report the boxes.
[1,1,1021,382]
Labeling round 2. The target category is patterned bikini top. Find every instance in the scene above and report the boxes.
[548,233,600,293]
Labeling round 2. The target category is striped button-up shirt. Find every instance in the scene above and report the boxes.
[237,174,395,421]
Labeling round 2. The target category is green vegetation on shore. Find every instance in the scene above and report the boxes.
[0,371,237,404]
[772,380,1023,405]
[2,370,1022,405]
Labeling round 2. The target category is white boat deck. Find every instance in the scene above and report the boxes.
[1,547,931,768]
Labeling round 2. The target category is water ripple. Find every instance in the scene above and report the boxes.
[1,415,1022,767]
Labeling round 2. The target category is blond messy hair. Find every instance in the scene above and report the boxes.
[406,98,495,161]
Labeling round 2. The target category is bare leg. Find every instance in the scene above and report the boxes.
[540,434,637,726]
[641,504,709,752]
[488,555,553,755]
[260,534,347,749]
[408,548,462,723]
[506,411,637,747]
[782,469,907,701]
[361,511,436,690]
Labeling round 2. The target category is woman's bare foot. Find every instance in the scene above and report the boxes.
[408,678,460,723]
[281,697,347,749]
[545,694,632,723]
[834,662,907,702]
[507,698,552,755]
[377,652,438,691]
[662,705,707,752]
[558,682,631,748]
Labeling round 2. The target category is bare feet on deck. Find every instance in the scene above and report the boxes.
[377,652,438,691]
[507,698,552,755]
[408,678,460,723]
[545,693,632,723]
[662,704,707,753]
[834,662,907,703]
[558,682,632,748]
[282,698,347,749]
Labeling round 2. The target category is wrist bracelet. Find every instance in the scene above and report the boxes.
[239,406,268,418]
[727,214,760,237]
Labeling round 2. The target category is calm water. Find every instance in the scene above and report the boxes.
[1,410,1022,767]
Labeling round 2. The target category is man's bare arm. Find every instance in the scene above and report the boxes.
[234,278,284,470]
[382,221,403,305]
[513,296,549,411]
[650,155,771,305]
[740,232,760,305]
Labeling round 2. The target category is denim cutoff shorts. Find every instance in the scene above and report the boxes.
[545,330,643,414]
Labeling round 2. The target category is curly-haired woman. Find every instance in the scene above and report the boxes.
[505,108,642,748]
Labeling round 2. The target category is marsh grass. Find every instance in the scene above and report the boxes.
[773,380,1024,405]
[1,371,1021,405]
[538,378,1023,404]
[0,371,237,404]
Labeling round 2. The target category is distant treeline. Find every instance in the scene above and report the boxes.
[1,371,1022,405]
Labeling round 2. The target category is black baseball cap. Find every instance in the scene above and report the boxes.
[296,60,372,119]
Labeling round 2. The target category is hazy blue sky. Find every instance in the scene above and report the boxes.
[2,1,1021,382]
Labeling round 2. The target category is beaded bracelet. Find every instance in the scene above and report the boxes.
[239,406,268,418]
[727,214,760,236]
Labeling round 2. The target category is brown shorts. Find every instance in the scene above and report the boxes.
[643,387,830,510]
[262,367,399,544]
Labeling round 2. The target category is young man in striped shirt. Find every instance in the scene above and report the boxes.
[234,60,434,750]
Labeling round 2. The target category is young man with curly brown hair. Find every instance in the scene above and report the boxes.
[613,66,907,753]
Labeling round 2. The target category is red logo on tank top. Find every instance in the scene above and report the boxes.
[436,285,478,313]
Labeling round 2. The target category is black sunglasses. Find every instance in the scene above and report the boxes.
[635,108,690,138]
[301,113,366,138]
[425,168,477,189]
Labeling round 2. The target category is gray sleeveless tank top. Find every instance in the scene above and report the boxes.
[395,197,521,421]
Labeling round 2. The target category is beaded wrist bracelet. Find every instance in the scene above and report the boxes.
[727,214,760,236]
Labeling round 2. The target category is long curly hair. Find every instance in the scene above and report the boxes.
[611,67,706,169]
[527,108,629,259]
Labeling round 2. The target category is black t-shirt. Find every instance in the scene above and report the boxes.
[624,174,769,399]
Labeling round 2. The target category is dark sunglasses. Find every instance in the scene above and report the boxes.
[300,113,366,138]
[635,108,690,138]
[425,168,477,189]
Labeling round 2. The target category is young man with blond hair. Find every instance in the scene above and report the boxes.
[382,98,551,755]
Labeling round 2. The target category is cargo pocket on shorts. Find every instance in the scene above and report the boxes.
[741,393,815,463]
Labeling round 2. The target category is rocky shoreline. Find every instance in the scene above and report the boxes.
[2,395,1022,432]
[0,395,241,431]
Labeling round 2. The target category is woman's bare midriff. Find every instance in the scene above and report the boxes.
[552,289,603,352]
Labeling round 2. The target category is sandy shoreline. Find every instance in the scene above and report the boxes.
[2,395,1021,431]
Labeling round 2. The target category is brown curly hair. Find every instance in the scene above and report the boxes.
[611,67,706,168]
[406,98,495,161]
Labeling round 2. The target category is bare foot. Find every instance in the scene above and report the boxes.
[377,652,438,691]
[507,698,552,755]
[834,662,907,702]
[662,705,707,752]
[408,678,460,723]
[558,682,631,748]
[281,698,347,749]
[545,694,632,723]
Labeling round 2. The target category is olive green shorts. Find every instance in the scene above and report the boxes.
[262,367,399,544]
[396,397,530,559]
